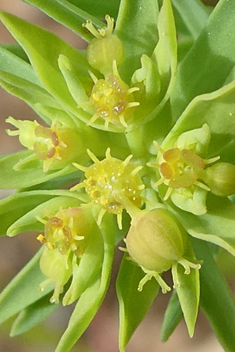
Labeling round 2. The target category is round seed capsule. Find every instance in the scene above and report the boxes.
[200,162,235,196]
[126,208,188,273]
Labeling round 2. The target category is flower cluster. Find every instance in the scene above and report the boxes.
[1,1,235,351]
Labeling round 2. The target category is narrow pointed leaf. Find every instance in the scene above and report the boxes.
[191,238,235,352]
[161,291,183,342]
[117,255,159,352]
[116,0,159,82]
[171,243,200,337]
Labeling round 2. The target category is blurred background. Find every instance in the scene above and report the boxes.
[0,0,230,351]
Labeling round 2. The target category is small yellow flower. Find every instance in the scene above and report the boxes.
[71,148,144,228]
[6,117,80,172]
[37,207,93,303]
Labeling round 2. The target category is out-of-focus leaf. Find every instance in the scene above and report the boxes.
[0,249,53,325]
[66,0,121,19]
[10,292,58,336]
[22,0,103,41]
[0,43,29,62]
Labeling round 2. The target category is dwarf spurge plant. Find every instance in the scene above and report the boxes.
[1,0,235,351]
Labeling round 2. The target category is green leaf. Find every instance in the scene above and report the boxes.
[55,277,101,352]
[152,0,177,101]
[161,291,183,342]
[116,255,159,352]
[171,0,235,120]
[0,150,77,189]
[116,0,159,82]
[62,219,104,305]
[162,79,235,162]
[0,46,75,126]
[171,195,235,258]
[58,54,90,106]
[0,43,29,62]
[54,212,115,352]
[10,292,58,336]
[0,249,53,325]
[66,0,121,19]
[0,190,61,236]
[20,170,81,192]
[7,194,84,237]
[191,238,235,352]
[0,11,91,127]
[0,46,40,85]
[22,0,103,41]
[0,71,70,126]
[172,0,209,40]
[171,243,200,337]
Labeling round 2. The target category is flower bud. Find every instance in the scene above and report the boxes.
[200,162,235,196]
[84,15,124,76]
